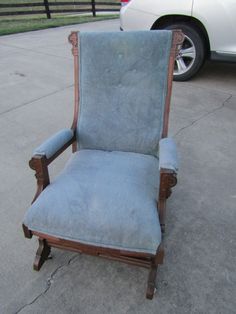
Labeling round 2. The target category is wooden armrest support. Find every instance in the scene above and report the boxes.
[29,135,75,203]
[158,168,177,233]
[159,168,177,200]
[29,155,50,204]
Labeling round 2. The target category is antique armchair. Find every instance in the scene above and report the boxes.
[23,30,183,299]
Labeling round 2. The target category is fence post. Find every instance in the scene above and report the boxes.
[91,0,96,17]
[44,0,51,19]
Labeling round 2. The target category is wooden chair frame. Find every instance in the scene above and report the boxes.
[23,30,184,299]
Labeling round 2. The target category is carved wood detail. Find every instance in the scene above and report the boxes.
[68,31,78,56]
[29,155,50,203]
[159,169,177,200]
[172,30,185,57]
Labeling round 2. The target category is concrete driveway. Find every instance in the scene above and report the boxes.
[0,19,236,314]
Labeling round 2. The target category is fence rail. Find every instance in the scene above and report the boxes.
[0,0,120,18]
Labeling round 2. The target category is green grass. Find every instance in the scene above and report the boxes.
[0,14,119,36]
[0,0,120,11]
[0,0,120,35]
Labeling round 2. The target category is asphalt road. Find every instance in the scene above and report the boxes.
[0,19,236,314]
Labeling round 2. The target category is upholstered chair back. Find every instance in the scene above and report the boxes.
[76,31,173,156]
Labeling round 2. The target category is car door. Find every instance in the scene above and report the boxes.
[193,0,236,57]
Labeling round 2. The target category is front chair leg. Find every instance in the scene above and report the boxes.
[146,245,164,299]
[34,238,51,271]
[146,262,158,299]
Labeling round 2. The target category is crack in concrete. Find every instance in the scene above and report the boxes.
[0,84,73,117]
[173,94,232,137]
[15,254,78,314]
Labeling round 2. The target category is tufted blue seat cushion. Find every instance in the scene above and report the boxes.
[77,31,173,156]
[24,149,162,254]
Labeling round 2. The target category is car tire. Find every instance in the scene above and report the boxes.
[162,23,205,81]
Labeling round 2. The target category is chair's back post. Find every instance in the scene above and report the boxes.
[68,31,79,152]
[162,30,184,138]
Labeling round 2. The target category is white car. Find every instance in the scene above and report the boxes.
[120,0,236,81]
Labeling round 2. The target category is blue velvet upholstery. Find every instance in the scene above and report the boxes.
[34,128,74,159]
[24,150,161,254]
[77,31,173,156]
[159,138,178,172]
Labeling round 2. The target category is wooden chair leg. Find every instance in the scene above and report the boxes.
[33,238,51,271]
[146,262,158,300]
[146,245,164,299]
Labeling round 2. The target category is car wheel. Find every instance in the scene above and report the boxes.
[163,24,205,81]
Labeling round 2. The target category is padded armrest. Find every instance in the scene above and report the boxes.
[33,128,74,159]
[159,138,178,172]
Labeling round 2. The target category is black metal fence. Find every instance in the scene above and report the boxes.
[0,0,120,18]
